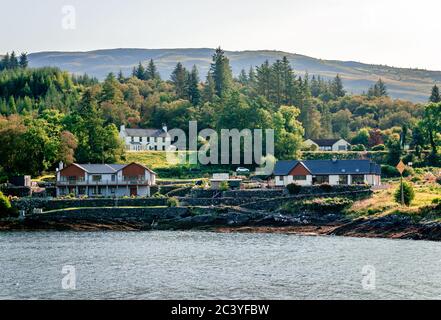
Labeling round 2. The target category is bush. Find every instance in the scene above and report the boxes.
[352,144,366,151]
[381,164,413,178]
[371,144,385,151]
[286,183,302,195]
[0,191,15,218]
[167,197,179,207]
[436,176,441,186]
[219,181,229,191]
[319,183,333,192]
[394,181,415,206]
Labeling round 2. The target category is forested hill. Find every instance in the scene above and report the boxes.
[28,48,440,102]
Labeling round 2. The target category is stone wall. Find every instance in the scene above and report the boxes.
[25,207,188,224]
[12,197,168,213]
[241,190,372,211]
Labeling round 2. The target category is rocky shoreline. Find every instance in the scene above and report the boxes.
[2,206,441,241]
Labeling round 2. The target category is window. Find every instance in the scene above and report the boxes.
[92,175,102,182]
[338,145,347,151]
[111,175,116,182]
[339,175,348,185]
[131,136,134,143]
[313,175,329,185]
[140,136,143,143]
[293,175,307,181]
[352,175,365,185]
[110,187,116,194]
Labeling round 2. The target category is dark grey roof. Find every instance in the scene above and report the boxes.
[273,160,300,175]
[124,128,168,138]
[309,139,343,146]
[75,164,126,174]
[274,160,381,176]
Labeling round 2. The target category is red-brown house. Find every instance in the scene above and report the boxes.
[56,162,157,197]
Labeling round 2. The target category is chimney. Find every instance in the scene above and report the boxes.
[120,124,126,133]
[59,161,64,170]
[162,124,168,133]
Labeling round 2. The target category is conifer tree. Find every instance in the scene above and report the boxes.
[170,62,188,99]
[209,47,233,98]
[187,65,201,106]
[19,53,28,69]
[429,84,441,103]
[146,59,160,80]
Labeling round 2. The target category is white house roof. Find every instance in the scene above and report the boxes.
[123,128,168,138]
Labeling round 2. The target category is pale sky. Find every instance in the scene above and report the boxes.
[1,0,440,70]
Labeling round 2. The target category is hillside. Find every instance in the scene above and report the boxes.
[27,48,440,102]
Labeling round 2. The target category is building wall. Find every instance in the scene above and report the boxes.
[329,175,340,185]
[332,139,350,151]
[57,185,151,197]
[120,127,172,151]
[303,139,319,150]
[275,173,380,187]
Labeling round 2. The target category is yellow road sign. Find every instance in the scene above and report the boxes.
[396,160,406,174]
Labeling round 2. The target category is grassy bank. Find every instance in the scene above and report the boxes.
[346,180,441,219]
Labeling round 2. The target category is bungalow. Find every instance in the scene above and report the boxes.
[273,159,381,187]
[119,125,173,151]
[56,162,157,197]
[304,138,351,151]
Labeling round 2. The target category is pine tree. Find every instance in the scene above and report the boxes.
[238,69,248,85]
[429,84,441,103]
[187,65,201,106]
[368,78,388,97]
[256,60,272,100]
[146,59,160,80]
[134,62,145,80]
[0,53,10,70]
[248,66,257,89]
[19,53,28,69]
[209,47,233,98]
[203,73,216,103]
[9,51,19,69]
[330,74,346,98]
[117,70,125,83]
[8,96,17,114]
[271,59,284,106]
[170,62,188,99]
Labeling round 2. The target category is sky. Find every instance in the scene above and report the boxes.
[1,0,440,70]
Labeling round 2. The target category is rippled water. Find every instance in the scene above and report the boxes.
[1,231,441,299]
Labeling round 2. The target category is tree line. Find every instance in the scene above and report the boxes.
[0,47,440,179]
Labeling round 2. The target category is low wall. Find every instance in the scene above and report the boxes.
[25,207,188,224]
[241,190,372,211]
[12,197,168,213]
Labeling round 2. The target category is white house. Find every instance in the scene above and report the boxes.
[304,138,351,151]
[119,125,173,151]
[56,162,157,197]
[273,159,381,187]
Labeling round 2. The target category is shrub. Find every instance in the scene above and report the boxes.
[371,144,385,151]
[286,183,302,195]
[352,144,366,151]
[436,176,441,186]
[0,191,15,218]
[167,197,179,207]
[219,181,229,191]
[432,198,441,205]
[394,181,415,206]
[319,183,333,192]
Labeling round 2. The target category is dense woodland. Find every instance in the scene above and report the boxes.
[0,48,440,178]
